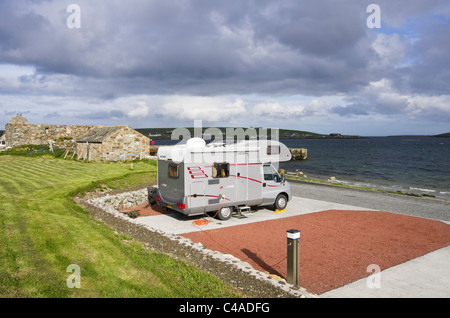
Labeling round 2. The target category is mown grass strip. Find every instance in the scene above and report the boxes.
[0,156,241,298]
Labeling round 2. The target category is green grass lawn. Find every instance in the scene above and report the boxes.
[0,156,241,298]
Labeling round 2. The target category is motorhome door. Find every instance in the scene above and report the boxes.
[262,164,284,205]
[235,163,248,202]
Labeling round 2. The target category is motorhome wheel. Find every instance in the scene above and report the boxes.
[274,194,288,210]
[217,206,232,220]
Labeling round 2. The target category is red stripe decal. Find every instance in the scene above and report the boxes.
[229,175,262,183]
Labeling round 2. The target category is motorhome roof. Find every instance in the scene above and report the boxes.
[157,137,291,164]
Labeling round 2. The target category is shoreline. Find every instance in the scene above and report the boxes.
[284,173,450,202]
[287,177,450,223]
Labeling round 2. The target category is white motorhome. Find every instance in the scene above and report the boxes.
[149,137,292,220]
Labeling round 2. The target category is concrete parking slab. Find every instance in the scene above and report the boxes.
[134,196,376,235]
[321,246,450,298]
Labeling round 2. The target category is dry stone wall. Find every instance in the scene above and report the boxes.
[90,188,149,212]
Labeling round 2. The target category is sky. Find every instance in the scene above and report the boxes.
[0,0,449,136]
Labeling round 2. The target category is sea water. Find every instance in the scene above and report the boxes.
[279,137,450,200]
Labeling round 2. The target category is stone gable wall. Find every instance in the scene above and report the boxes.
[5,115,98,148]
[76,126,150,161]
[102,126,151,160]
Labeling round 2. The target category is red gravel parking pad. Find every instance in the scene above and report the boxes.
[182,210,450,295]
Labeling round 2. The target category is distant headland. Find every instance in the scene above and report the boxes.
[1,127,449,140]
[135,127,361,140]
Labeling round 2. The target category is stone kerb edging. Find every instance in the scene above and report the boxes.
[83,188,315,298]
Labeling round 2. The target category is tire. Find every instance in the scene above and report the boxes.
[217,206,232,220]
[274,194,288,210]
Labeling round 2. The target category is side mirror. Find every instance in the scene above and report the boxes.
[274,174,285,183]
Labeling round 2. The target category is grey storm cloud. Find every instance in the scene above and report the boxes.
[1,0,448,95]
[0,0,400,95]
[407,22,450,95]
[76,110,126,120]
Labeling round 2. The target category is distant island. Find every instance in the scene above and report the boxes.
[2,127,448,140]
[388,132,450,138]
[136,127,450,140]
[134,127,361,140]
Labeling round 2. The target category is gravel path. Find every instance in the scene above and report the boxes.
[289,179,450,222]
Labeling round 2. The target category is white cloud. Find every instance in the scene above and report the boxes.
[127,101,149,118]
[370,33,408,69]
[405,94,450,120]
[251,98,332,120]
[367,79,450,119]
[0,64,35,92]
[336,78,450,121]
[160,96,247,122]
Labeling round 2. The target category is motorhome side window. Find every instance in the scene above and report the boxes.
[267,145,280,155]
[168,163,179,179]
[212,163,229,178]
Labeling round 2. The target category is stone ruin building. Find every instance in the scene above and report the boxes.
[3,114,150,161]
[76,125,151,161]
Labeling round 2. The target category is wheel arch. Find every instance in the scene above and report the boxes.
[277,191,290,201]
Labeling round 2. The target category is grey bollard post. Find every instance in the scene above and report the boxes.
[287,229,300,286]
